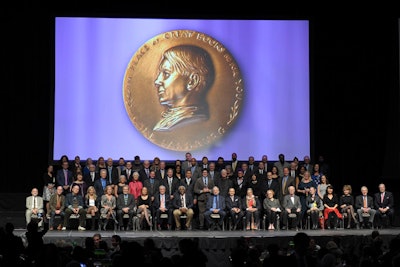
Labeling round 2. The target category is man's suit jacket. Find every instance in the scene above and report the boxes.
[225,194,243,211]
[26,196,44,213]
[206,194,226,211]
[161,176,180,197]
[282,194,302,210]
[116,193,136,212]
[122,168,134,182]
[278,176,295,197]
[194,176,215,202]
[65,193,85,209]
[143,178,161,199]
[208,170,220,182]
[355,194,374,210]
[106,166,120,184]
[188,165,202,180]
[56,169,74,187]
[374,191,394,209]
[49,193,66,212]
[172,192,194,210]
[180,178,196,196]
[260,178,281,200]
[153,193,172,211]
[84,172,100,187]
[93,178,111,198]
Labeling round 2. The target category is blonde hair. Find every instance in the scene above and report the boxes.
[85,186,97,200]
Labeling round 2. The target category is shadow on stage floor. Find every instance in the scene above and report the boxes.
[12,227,400,267]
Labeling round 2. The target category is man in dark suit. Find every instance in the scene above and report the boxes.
[194,168,214,229]
[278,167,295,203]
[207,162,220,182]
[105,157,119,186]
[225,187,244,230]
[56,161,74,195]
[139,160,152,182]
[84,164,99,187]
[260,171,281,203]
[94,169,111,198]
[232,169,247,199]
[355,186,376,229]
[204,186,226,230]
[281,185,301,230]
[188,157,202,181]
[143,170,160,203]
[180,169,196,196]
[161,168,180,200]
[172,185,195,230]
[122,161,134,182]
[153,185,173,230]
[116,185,136,230]
[374,183,394,228]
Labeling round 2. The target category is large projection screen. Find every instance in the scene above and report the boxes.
[54,17,310,161]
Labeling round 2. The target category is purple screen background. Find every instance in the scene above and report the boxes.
[54,18,309,161]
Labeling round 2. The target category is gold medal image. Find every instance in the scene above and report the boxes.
[123,30,244,151]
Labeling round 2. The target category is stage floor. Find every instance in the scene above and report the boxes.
[13,227,400,267]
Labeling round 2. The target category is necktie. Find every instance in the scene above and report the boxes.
[127,170,131,178]
[381,193,384,203]
[363,196,368,208]
[181,196,185,208]
[124,194,128,205]
[204,177,207,186]
[268,180,272,187]
[282,177,287,194]
[186,178,190,186]
[56,195,61,209]
[216,196,219,209]
[91,172,95,181]
[213,196,217,209]
[168,179,172,195]
[33,197,36,209]
[161,195,165,209]
[146,168,149,177]
[64,170,68,185]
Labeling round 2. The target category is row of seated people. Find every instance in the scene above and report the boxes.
[32,164,393,231]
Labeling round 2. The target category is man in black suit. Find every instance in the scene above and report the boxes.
[56,161,74,195]
[116,185,136,230]
[374,183,394,228]
[143,170,160,203]
[94,169,111,198]
[225,187,244,230]
[84,164,99,187]
[153,185,173,230]
[355,186,376,229]
[260,171,281,203]
[278,167,295,203]
[161,168,180,200]
[106,157,119,186]
[172,185,195,230]
[204,186,226,230]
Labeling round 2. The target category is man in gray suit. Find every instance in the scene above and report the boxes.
[25,188,44,228]
[281,185,301,230]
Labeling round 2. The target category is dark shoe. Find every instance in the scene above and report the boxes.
[356,223,360,230]
[175,227,181,231]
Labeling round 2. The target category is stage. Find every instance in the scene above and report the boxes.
[13,227,400,267]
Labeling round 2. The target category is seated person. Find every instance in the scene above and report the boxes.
[306,186,323,230]
[323,185,342,230]
[281,185,301,230]
[25,187,44,229]
[62,184,87,231]
[172,185,195,230]
[263,189,282,230]
[48,186,65,230]
[355,186,376,229]
[374,183,394,228]
[116,185,136,231]
[339,184,358,229]
[243,187,261,230]
[137,187,153,229]
[100,185,118,230]
[226,187,245,230]
[153,185,173,230]
[204,186,226,230]
[85,186,100,230]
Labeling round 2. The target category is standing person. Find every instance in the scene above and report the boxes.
[42,164,56,218]
[62,184,86,231]
[374,183,394,228]
[355,186,376,229]
[194,168,214,230]
[25,188,44,229]
[48,186,65,231]
[56,160,74,195]
[273,153,291,178]
[278,167,295,203]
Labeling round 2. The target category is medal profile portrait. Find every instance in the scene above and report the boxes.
[123,30,244,151]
